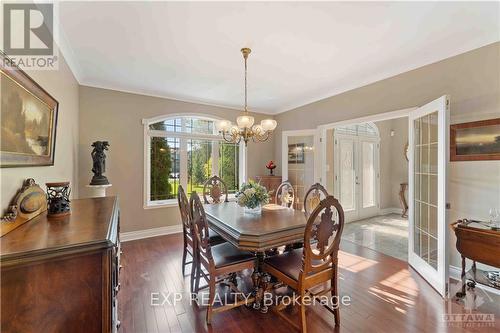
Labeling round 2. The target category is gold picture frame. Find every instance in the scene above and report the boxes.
[450,118,500,161]
[1,52,59,167]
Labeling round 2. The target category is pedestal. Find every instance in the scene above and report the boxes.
[86,184,112,198]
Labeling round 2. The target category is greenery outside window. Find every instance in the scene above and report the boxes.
[144,115,245,207]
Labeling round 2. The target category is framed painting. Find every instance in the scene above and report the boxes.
[1,52,58,167]
[288,143,305,164]
[450,118,500,161]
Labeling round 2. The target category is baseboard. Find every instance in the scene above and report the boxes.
[120,225,182,242]
[449,265,500,296]
[379,207,402,215]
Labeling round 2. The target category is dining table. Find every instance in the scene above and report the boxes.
[203,202,308,312]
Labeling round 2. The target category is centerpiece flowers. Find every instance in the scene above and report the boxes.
[236,180,270,213]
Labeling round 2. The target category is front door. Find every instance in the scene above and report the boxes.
[408,95,449,297]
[335,134,379,222]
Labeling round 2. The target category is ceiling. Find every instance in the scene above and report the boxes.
[59,2,500,114]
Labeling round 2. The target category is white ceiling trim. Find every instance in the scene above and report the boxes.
[74,40,498,116]
[57,26,83,84]
[78,82,276,116]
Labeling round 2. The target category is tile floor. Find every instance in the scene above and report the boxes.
[342,213,409,261]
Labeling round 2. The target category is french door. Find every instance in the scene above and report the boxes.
[282,130,320,210]
[408,95,449,297]
[334,134,380,222]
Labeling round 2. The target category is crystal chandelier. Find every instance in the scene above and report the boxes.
[215,48,277,146]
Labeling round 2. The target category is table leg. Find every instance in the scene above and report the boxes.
[251,252,263,310]
[456,255,466,298]
[251,251,272,313]
[260,274,271,314]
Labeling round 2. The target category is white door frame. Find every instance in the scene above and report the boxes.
[281,129,321,184]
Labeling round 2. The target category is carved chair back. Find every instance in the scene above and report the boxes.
[190,192,214,266]
[177,185,192,240]
[301,196,344,278]
[303,183,329,217]
[275,181,295,208]
[203,176,229,204]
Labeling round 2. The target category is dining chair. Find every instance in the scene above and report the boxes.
[177,185,225,293]
[190,192,256,324]
[263,195,345,333]
[203,175,229,204]
[285,183,330,252]
[178,185,195,280]
[303,182,329,217]
[275,181,295,208]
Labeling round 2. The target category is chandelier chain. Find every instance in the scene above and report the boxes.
[244,53,248,112]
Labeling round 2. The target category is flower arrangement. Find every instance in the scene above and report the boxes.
[266,160,277,175]
[236,180,270,210]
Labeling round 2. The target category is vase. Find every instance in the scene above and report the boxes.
[244,204,262,214]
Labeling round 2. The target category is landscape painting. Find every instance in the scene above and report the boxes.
[1,52,58,167]
[288,143,305,164]
[451,118,500,161]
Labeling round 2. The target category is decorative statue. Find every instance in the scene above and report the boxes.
[90,141,110,185]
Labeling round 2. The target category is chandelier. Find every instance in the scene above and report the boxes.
[215,48,277,146]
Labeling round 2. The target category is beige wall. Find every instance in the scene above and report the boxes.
[78,86,274,232]
[1,52,79,209]
[375,117,409,209]
[274,42,500,269]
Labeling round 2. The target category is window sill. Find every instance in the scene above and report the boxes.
[144,200,178,209]
[144,194,237,210]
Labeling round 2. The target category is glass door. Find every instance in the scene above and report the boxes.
[334,134,379,221]
[282,131,318,210]
[358,138,379,219]
[337,136,357,221]
[408,95,449,296]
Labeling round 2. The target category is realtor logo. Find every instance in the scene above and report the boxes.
[2,3,58,69]
[4,3,53,55]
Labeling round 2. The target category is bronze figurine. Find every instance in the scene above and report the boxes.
[90,141,110,185]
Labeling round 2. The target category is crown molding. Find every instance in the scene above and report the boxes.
[79,82,277,116]
[56,27,84,84]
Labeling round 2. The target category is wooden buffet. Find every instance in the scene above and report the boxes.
[451,219,500,296]
[1,196,121,333]
[254,175,282,204]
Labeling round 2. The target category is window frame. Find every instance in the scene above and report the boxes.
[143,113,246,209]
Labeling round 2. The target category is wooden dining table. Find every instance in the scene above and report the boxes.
[204,202,308,251]
[203,202,308,312]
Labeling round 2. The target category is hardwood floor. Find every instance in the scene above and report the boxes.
[118,233,499,332]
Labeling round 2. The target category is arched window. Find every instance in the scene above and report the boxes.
[334,122,379,137]
[143,114,245,207]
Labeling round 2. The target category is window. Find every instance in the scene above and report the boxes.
[144,115,244,207]
[335,123,379,137]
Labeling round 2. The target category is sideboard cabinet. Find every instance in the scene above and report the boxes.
[1,196,120,333]
[254,175,283,204]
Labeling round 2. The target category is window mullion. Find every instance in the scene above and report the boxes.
[212,141,220,177]
[180,137,188,191]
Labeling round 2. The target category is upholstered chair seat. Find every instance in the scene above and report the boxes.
[210,242,255,268]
